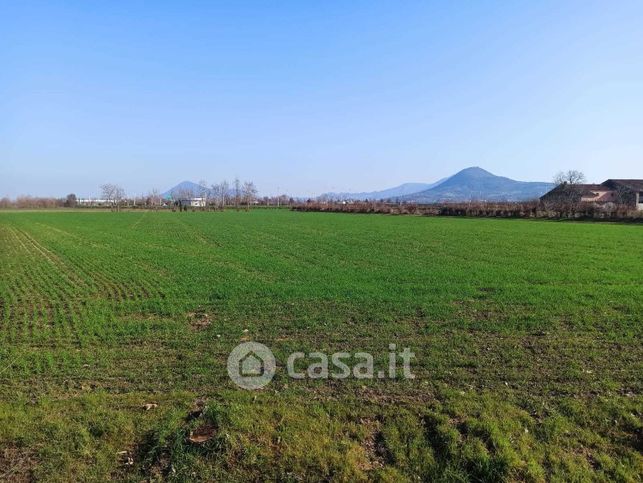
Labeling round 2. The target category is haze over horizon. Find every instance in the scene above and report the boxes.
[2,1,642,198]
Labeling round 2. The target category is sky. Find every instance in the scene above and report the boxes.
[1,1,642,198]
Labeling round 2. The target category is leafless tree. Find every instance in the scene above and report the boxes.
[114,186,125,210]
[198,179,209,207]
[209,181,231,210]
[174,187,194,211]
[242,181,258,210]
[176,187,195,200]
[15,196,60,209]
[612,185,633,206]
[550,170,587,210]
[209,181,230,210]
[553,170,586,186]
[101,184,116,203]
[210,183,222,210]
[65,193,77,208]
[147,189,162,209]
[220,180,229,208]
[272,194,290,207]
[101,183,126,211]
[233,177,241,211]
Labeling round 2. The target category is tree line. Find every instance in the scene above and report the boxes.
[0,179,295,210]
[0,194,80,209]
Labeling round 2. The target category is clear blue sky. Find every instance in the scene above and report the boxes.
[2,1,642,198]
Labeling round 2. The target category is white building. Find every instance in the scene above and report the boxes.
[177,197,206,208]
[77,198,111,206]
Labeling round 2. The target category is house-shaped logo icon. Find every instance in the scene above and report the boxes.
[227,341,276,390]
[240,351,265,377]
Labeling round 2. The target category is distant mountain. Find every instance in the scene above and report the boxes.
[401,167,553,203]
[162,181,211,199]
[323,179,447,201]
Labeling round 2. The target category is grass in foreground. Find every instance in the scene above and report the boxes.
[0,210,641,481]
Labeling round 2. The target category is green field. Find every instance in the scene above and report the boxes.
[0,210,641,481]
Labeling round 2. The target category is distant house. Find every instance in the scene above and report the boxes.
[601,180,643,209]
[540,179,643,210]
[77,198,111,207]
[176,197,206,208]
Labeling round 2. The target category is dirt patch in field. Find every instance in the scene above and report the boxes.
[187,309,212,331]
[0,446,36,482]
[187,422,217,444]
[358,418,387,471]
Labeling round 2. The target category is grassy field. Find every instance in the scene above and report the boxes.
[0,210,641,481]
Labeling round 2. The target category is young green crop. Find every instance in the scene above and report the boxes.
[0,210,641,481]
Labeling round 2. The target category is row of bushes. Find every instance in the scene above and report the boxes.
[292,201,643,221]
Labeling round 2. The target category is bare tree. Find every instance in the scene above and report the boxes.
[612,185,633,206]
[242,181,258,210]
[198,179,209,208]
[233,177,241,211]
[220,180,229,208]
[65,193,77,208]
[553,170,586,186]
[174,187,193,211]
[101,184,115,204]
[147,189,162,209]
[209,181,230,210]
[101,183,126,211]
[210,183,222,210]
[176,187,195,202]
[549,171,587,211]
[114,186,125,211]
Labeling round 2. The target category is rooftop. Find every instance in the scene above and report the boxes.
[604,179,643,191]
